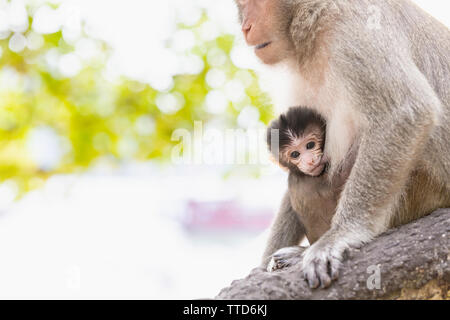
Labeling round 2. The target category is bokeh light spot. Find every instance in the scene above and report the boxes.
[237,106,260,128]
[9,32,27,52]
[207,48,227,67]
[58,53,82,77]
[205,90,228,114]
[224,79,246,103]
[26,31,44,50]
[32,5,61,34]
[206,68,226,89]
[27,126,66,171]
[135,116,156,137]
[156,92,185,114]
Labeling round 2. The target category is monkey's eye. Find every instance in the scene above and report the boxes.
[306,142,316,150]
[290,151,300,159]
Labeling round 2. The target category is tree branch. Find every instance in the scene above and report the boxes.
[216,209,450,300]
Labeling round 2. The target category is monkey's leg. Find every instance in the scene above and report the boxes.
[261,191,306,270]
[302,62,443,289]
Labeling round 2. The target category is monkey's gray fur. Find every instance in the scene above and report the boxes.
[235,0,450,288]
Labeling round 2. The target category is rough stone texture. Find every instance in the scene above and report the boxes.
[216,209,450,300]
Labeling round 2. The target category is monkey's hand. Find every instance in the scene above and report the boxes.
[301,232,350,288]
[267,246,306,272]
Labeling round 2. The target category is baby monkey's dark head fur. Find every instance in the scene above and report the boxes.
[267,107,327,177]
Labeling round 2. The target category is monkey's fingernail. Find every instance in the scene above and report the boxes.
[321,278,331,288]
[308,278,319,289]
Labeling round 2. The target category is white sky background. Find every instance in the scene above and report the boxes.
[0,0,448,299]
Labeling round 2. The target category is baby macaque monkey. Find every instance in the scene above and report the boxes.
[265,106,354,270]
[268,107,328,178]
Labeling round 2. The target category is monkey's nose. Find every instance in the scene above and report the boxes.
[242,21,252,38]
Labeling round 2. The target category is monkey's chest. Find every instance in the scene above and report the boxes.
[288,174,338,244]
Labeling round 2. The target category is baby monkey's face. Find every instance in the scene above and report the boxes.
[282,124,326,177]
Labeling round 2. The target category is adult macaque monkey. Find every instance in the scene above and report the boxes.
[234,0,450,288]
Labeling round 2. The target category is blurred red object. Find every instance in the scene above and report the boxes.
[182,200,273,233]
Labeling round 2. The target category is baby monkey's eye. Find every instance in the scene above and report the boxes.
[290,151,300,159]
[306,142,316,150]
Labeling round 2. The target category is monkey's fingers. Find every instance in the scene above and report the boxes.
[267,246,304,272]
[329,257,341,281]
[268,257,292,272]
[303,264,320,289]
[317,261,332,288]
[303,251,343,288]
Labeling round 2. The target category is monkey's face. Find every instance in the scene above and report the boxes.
[281,125,326,177]
[235,0,294,65]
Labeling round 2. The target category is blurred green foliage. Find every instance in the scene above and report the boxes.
[0,4,273,195]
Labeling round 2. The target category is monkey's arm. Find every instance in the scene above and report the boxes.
[331,143,358,190]
[261,191,306,268]
[302,53,443,288]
